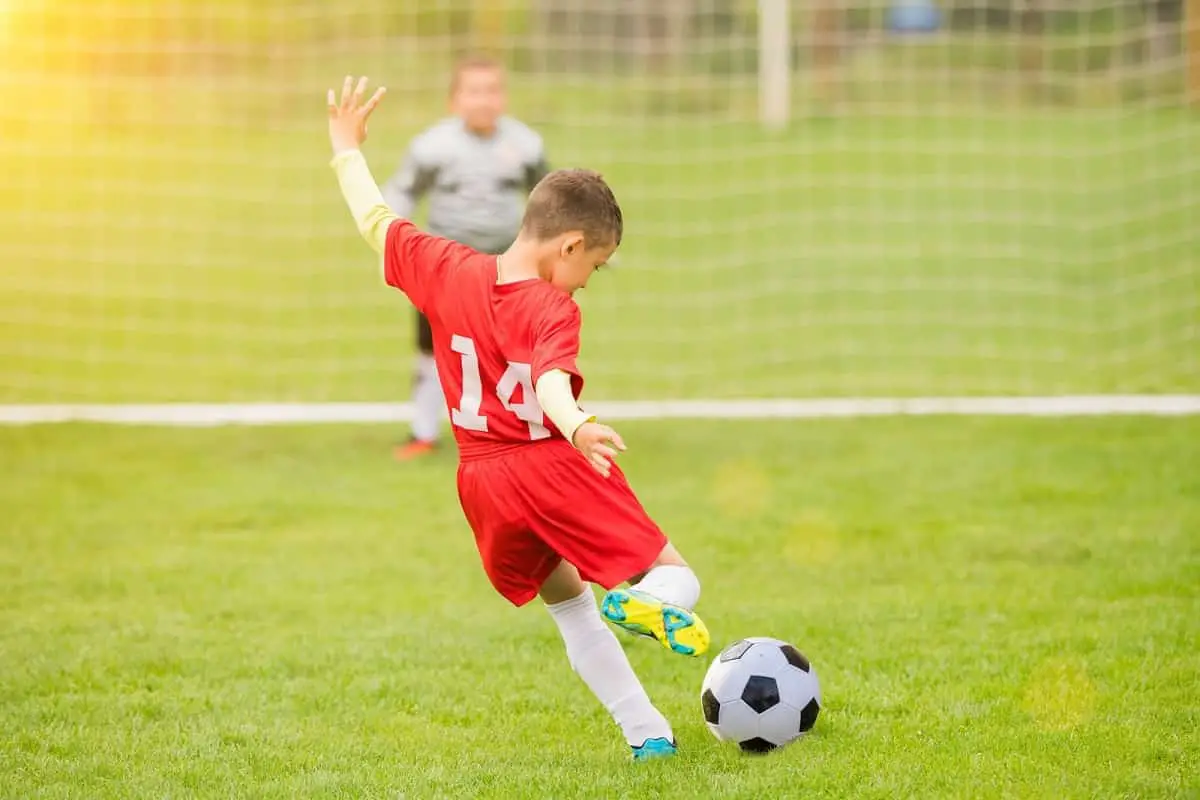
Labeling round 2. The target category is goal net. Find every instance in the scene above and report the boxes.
[0,0,1196,406]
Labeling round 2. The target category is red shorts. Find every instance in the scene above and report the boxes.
[456,441,668,606]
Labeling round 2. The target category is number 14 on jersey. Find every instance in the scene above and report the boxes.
[450,335,551,440]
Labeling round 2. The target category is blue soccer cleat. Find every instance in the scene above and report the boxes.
[631,737,677,761]
[600,588,710,657]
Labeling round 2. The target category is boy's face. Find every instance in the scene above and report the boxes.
[451,67,506,135]
[550,235,616,294]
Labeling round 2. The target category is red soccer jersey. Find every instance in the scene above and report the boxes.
[384,220,585,461]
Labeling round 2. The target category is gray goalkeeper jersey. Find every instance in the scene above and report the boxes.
[382,116,548,254]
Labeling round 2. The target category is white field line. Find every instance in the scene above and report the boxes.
[0,396,1198,426]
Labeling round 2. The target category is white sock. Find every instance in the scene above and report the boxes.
[545,589,674,747]
[410,354,444,443]
[632,565,701,610]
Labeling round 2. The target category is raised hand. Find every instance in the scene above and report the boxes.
[327,76,387,156]
[572,422,627,478]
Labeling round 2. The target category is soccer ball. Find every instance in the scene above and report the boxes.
[700,636,821,754]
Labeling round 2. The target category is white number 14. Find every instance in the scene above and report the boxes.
[450,334,550,441]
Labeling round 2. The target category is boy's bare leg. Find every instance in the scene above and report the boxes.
[538,558,588,604]
[540,560,676,757]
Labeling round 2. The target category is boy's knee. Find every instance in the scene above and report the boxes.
[632,560,701,611]
[651,542,688,569]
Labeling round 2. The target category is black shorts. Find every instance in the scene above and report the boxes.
[415,310,434,353]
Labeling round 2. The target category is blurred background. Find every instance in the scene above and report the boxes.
[0,0,1196,403]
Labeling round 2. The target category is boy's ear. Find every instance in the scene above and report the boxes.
[560,233,586,258]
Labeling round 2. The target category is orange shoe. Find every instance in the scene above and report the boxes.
[393,438,438,461]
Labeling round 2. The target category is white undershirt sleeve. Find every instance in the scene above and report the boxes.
[535,369,594,445]
[330,149,398,256]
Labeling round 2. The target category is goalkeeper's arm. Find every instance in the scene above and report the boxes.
[382,147,436,220]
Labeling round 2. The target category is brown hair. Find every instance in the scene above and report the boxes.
[449,54,504,94]
[521,169,623,248]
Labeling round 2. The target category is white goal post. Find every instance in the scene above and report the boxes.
[758,0,792,128]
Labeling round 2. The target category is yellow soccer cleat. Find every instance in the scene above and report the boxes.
[600,588,710,657]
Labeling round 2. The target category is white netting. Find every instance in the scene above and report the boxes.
[0,0,1196,403]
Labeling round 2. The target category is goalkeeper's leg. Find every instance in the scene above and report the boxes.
[396,311,443,461]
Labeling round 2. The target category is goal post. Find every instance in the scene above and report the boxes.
[1190,0,1200,104]
[758,0,791,128]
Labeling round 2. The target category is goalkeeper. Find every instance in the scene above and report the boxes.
[383,55,549,460]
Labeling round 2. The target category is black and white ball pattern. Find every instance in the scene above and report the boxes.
[701,636,821,753]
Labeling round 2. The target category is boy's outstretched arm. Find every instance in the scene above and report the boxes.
[327,76,394,255]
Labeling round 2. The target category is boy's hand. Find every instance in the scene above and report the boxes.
[327,75,386,156]
[572,422,627,478]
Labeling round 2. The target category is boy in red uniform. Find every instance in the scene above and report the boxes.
[327,77,709,760]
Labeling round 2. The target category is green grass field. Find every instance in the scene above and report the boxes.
[1,417,1197,798]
